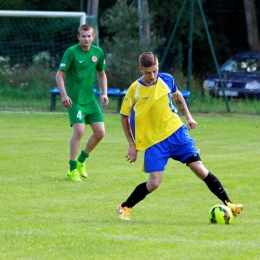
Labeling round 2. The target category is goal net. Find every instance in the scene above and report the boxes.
[0,11,98,112]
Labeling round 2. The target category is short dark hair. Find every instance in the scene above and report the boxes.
[139,52,158,68]
[78,24,95,36]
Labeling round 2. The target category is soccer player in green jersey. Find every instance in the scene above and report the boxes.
[56,24,109,182]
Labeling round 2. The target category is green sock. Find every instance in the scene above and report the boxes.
[69,160,77,171]
[77,150,89,163]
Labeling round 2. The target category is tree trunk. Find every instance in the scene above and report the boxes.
[87,0,99,45]
[142,0,150,40]
[243,0,260,52]
[138,0,150,41]
[87,0,99,17]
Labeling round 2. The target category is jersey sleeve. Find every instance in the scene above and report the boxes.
[96,48,106,72]
[171,77,178,94]
[159,73,178,94]
[120,84,136,117]
[58,48,74,72]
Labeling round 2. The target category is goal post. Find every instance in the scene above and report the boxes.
[0,10,87,25]
[0,10,91,68]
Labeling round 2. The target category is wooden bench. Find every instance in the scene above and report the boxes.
[50,88,190,112]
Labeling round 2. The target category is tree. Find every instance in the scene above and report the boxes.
[138,0,150,41]
[243,0,260,52]
[99,0,163,89]
[87,0,99,16]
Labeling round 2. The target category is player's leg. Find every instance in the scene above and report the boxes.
[70,123,85,160]
[187,160,243,216]
[118,182,149,221]
[118,143,167,220]
[118,171,163,220]
[84,121,105,154]
[66,123,85,181]
[169,126,243,217]
[67,104,86,181]
[82,102,105,154]
[76,121,105,178]
[121,171,163,207]
[76,104,104,177]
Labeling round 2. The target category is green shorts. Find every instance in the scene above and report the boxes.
[67,101,104,126]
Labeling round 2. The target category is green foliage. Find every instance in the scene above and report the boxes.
[0,112,260,259]
[100,0,164,89]
[100,0,139,44]
[0,52,56,91]
[100,0,141,89]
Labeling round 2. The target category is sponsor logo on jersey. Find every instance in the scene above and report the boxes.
[79,61,84,63]
[92,56,97,62]
[60,63,66,67]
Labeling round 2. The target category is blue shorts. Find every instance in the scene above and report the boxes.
[143,125,199,173]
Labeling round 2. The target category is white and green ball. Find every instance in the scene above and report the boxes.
[208,205,233,224]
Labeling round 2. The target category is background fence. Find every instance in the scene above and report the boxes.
[0,0,260,114]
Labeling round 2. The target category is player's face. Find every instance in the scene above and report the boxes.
[139,63,159,85]
[78,29,95,51]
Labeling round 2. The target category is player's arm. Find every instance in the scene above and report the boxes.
[55,70,72,108]
[121,115,137,163]
[98,70,109,107]
[172,90,197,130]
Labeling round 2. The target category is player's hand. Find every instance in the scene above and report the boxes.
[101,95,109,107]
[186,118,197,130]
[125,145,137,163]
[62,95,72,108]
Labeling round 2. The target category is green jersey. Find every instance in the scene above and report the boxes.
[58,44,106,105]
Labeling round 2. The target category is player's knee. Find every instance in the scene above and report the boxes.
[94,130,105,140]
[147,181,160,192]
[74,129,84,139]
[189,161,208,179]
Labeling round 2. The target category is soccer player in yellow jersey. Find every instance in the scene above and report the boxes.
[56,24,109,181]
[117,52,243,220]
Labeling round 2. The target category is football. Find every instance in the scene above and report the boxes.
[208,205,233,224]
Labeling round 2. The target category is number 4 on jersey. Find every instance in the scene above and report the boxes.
[77,110,82,120]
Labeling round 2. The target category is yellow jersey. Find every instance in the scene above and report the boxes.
[120,73,183,151]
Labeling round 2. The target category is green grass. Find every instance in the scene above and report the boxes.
[0,112,260,260]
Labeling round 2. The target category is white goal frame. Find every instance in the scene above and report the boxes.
[0,10,87,25]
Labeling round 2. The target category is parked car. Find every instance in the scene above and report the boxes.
[203,52,260,99]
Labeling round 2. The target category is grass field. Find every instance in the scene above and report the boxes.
[1,112,260,260]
